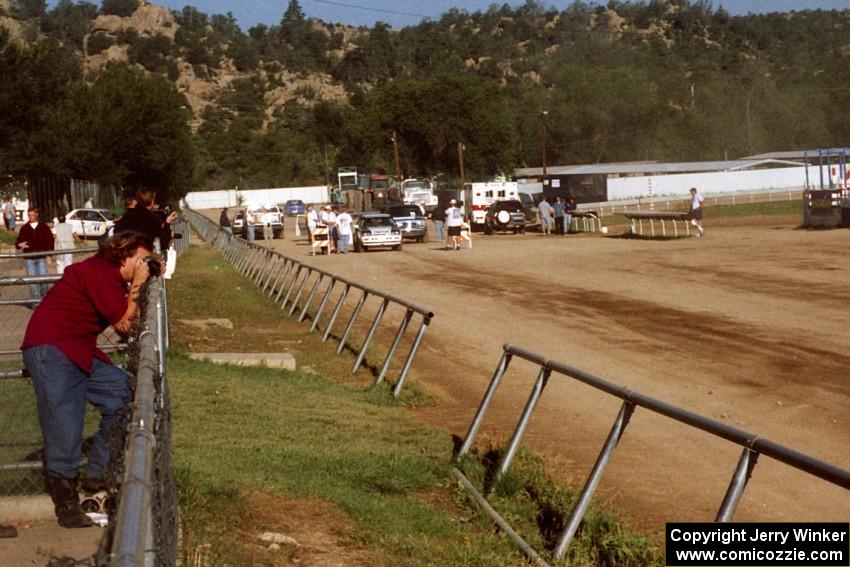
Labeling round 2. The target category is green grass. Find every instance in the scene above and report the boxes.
[167,241,663,566]
[704,199,801,219]
[0,230,16,246]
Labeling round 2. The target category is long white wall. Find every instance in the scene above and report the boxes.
[606,167,809,201]
[184,186,329,210]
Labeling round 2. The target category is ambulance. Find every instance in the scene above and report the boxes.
[461,181,520,231]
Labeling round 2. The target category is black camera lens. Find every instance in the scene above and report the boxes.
[143,257,162,277]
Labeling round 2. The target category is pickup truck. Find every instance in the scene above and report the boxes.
[233,205,284,239]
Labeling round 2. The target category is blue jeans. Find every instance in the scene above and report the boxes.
[24,345,131,480]
[247,223,255,242]
[338,234,350,253]
[223,226,233,244]
[5,215,15,231]
[25,257,49,300]
[563,214,572,233]
[434,220,445,241]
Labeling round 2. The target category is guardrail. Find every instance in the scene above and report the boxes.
[102,276,178,567]
[184,209,434,397]
[622,211,692,237]
[453,344,850,566]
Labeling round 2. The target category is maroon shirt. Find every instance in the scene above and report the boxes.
[16,222,54,257]
[22,255,128,373]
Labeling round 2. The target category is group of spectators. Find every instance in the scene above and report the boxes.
[305,204,354,254]
[2,187,176,535]
[536,196,577,236]
[432,199,469,250]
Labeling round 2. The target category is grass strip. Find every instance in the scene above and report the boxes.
[168,240,662,566]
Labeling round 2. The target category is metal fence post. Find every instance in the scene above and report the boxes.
[261,255,281,294]
[298,274,324,322]
[375,309,413,385]
[253,249,270,285]
[492,366,552,487]
[715,448,760,523]
[288,269,313,316]
[391,318,430,398]
[281,265,304,309]
[456,350,513,458]
[274,260,296,303]
[337,290,368,354]
[310,279,336,333]
[553,401,635,561]
[323,284,350,342]
[352,298,388,373]
[267,257,288,297]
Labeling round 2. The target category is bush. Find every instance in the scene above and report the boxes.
[127,33,173,73]
[100,0,138,18]
[87,32,114,55]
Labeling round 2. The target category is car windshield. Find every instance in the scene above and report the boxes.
[388,206,421,217]
[286,200,303,206]
[362,216,394,227]
[404,181,430,191]
[100,210,115,220]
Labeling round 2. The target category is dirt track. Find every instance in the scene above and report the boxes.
[222,212,850,529]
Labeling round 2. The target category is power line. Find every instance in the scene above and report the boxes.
[308,0,431,20]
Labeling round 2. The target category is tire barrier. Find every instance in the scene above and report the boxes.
[453,344,850,567]
[184,209,434,397]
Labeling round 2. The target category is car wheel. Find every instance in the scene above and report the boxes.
[421,233,428,243]
[484,223,493,235]
[393,243,402,251]
[354,237,363,253]
[519,227,526,234]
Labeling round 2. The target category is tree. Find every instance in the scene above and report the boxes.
[100,0,138,18]
[13,0,46,20]
[42,65,194,201]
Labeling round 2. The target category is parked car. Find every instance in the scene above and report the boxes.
[232,205,284,239]
[382,203,428,243]
[66,208,115,239]
[284,199,306,216]
[484,200,527,235]
[353,213,403,252]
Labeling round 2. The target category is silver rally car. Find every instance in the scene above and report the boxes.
[353,212,403,252]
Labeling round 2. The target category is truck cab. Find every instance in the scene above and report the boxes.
[401,179,439,213]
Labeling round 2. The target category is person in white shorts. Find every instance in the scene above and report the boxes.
[445,200,464,250]
[689,187,705,237]
[52,214,78,275]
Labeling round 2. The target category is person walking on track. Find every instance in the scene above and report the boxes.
[689,187,705,237]
[538,196,554,236]
[445,199,464,250]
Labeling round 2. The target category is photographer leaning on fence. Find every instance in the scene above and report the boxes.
[21,231,158,528]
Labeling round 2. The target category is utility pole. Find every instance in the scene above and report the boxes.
[392,129,402,184]
[458,142,466,218]
[540,109,549,187]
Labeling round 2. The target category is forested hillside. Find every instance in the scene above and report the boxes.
[2,0,850,198]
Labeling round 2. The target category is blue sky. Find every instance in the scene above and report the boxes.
[53,1,850,29]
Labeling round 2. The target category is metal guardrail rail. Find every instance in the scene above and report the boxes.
[184,208,434,397]
[622,211,692,237]
[453,343,850,566]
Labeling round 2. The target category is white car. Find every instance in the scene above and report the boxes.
[353,213,403,252]
[66,208,115,239]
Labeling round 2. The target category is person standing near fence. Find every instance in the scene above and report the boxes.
[21,232,154,528]
[16,207,54,300]
[52,215,78,275]
[219,207,233,243]
[245,209,256,242]
[114,188,177,246]
[336,207,353,253]
[538,196,554,236]
[431,203,446,243]
[553,196,565,235]
[260,208,275,242]
[564,197,576,235]
[306,204,318,245]
[3,196,15,231]
[689,187,705,237]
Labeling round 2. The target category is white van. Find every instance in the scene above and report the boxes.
[461,181,519,230]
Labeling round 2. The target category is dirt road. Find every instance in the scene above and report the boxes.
[220,213,850,528]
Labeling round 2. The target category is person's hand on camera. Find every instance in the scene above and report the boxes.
[132,256,151,285]
[166,211,179,224]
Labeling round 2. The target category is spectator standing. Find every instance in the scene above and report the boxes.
[336,208,353,253]
[538,197,554,236]
[431,204,446,243]
[260,209,275,242]
[564,197,576,234]
[83,197,94,208]
[16,208,54,300]
[3,196,15,231]
[445,199,464,250]
[219,207,233,243]
[553,197,565,235]
[306,204,318,245]
[52,215,78,275]
[22,232,154,528]
[689,187,705,237]
[245,210,255,242]
[114,188,176,249]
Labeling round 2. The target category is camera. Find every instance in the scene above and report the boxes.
[142,256,162,277]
